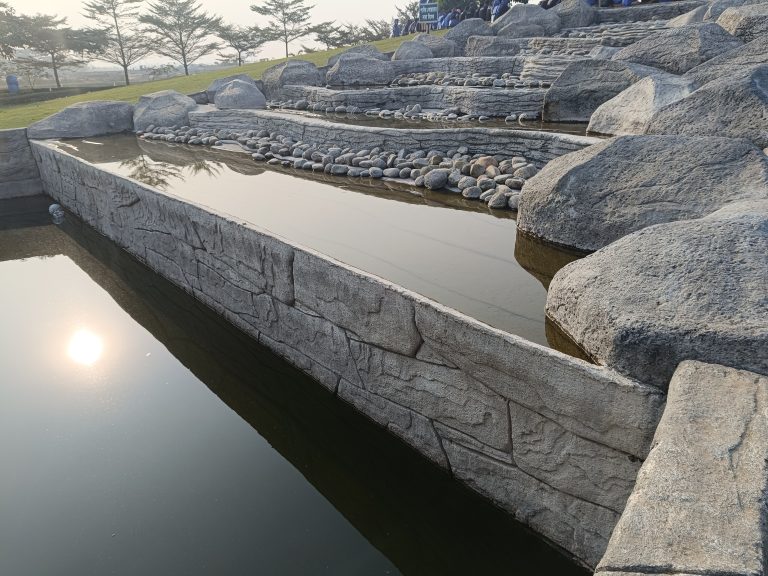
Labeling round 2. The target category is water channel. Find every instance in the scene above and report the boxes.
[0,196,588,576]
[51,136,584,349]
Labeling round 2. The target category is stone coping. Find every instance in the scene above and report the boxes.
[188,109,601,168]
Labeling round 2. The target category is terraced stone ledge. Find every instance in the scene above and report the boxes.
[279,84,547,118]
[32,140,663,569]
[188,110,600,168]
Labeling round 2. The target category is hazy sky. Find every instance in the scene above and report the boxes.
[6,0,401,61]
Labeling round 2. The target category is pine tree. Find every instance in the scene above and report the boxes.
[250,0,330,59]
[82,0,151,85]
[140,0,222,75]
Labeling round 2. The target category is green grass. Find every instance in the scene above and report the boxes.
[0,33,445,130]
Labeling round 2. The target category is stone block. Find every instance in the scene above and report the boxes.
[595,361,768,576]
[293,249,420,356]
[27,101,134,139]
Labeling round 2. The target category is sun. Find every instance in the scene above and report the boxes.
[67,329,104,366]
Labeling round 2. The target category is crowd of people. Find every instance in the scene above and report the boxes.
[391,0,517,37]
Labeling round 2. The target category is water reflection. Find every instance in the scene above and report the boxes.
[67,328,104,366]
[0,199,588,576]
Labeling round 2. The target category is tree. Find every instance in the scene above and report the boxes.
[140,0,222,75]
[396,2,419,23]
[0,2,22,59]
[82,0,151,86]
[17,14,107,88]
[359,20,391,43]
[250,0,330,59]
[218,24,266,67]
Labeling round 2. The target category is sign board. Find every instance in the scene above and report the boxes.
[419,2,439,23]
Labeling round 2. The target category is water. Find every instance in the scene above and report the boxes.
[275,109,590,134]
[51,136,583,348]
[0,197,588,576]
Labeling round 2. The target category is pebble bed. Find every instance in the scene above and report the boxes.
[555,20,669,46]
[265,100,540,124]
[387,72,552,90]
[137,125,542,211]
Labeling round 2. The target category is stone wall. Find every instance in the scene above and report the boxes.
[596,0,705,23]
[279,85,547,117]
[0,129,42,199]
[31,141,665,569]
[188,110,601,168]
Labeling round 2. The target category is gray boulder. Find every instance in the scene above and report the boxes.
[500,24,547,38]
[327,44,389,67]
[445,18,495,54]
[685,34,768,85]
[213,79,267,110]
[717,3,768,41]
[666,4,708,26]
[543,59,664,122]
[261,60,323,99]
[546,200,768,388]
[206,73,254,102]
[595,361,768,576]
[588,46,621,59]
[392,40,434,60]
[493,4,562,36]
[518,135,768,251]
[27,101,134,139]
[414,33,458,58]
[704,0,765,20]
[647,64,768,148]
[612,23,744,75]
[588,73,698,135]
[133,90,197,132]
[553,0,597,29]
[326,54,395,86]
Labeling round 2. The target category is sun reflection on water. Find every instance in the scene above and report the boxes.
[67,329,104,366]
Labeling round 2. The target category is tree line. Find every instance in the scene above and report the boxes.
[0,0,390,89]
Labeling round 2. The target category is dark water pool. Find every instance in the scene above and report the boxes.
[50,136,583,349]
[0,197,587,576]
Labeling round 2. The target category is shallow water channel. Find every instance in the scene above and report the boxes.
[51,135,583,349]
[0,196,587,576]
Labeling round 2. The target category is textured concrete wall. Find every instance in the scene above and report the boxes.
[0,129,42,199]
[32,141,665,569]
[595,361,768,576]
[188,110,601,168]
[596,0,705,23]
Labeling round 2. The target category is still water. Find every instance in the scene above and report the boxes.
[0,197,587,576]
[52,136,582,347]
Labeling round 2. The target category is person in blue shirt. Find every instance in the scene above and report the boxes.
[491,0,510,22]
[391,18,402,37]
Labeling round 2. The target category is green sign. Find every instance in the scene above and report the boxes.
[419,2,439,23]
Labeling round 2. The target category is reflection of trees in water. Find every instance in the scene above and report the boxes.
[120,145,225,190]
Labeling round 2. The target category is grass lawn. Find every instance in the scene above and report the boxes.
[0,33,444,130]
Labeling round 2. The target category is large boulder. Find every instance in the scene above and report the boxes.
[327,44,389,67]
[326,54,395,86]
[612,23,744,74]
[499,24,547,38]
[684,34,768,85]
[517,135,768,251]
[445,18,495,55]
[133,90,197,132]
[704,0,765,21]
[543,59,664,122]
[205,73,254,102]
[588,74,698,135]
[27,101,134,139]
[546,200,768,389]
[553,0,597,29]
[392,40,434,60]
[647,64,768,148]
[414,33,458,58]
[213,79,267,110]
[666,4,708,26]
[261,60,323,99]
[717,3,768,41]
[493,4,562,36]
